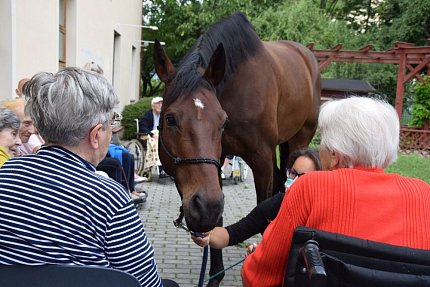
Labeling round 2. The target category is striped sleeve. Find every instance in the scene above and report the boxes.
[105,202,162,287]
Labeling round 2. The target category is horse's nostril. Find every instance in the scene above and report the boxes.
[189,193,224,231]
[193,194,204,214]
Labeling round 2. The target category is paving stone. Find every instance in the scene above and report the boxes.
[138,171,259,287]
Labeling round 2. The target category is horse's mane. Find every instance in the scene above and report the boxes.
[167,12,264,101]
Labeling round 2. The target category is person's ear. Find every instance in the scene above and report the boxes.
[89,123,104,149]
[330,151,340,169]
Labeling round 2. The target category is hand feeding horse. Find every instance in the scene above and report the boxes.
[154,12,320,287]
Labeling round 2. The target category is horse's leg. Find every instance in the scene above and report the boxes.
[272,161,284,195]
[246,147,274,203]
[287,120,318,159]
[279,142,289,180]
[207,216,224,287]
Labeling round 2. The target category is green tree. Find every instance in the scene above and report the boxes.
[376,0,430,47]
[411,76,430,128]
[140,0,287,99]
[139,0,429,107]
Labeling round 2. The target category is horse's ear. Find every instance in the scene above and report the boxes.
[153,40,176,83]
[203,43,225,88]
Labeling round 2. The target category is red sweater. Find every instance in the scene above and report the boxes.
[242,167,430,287]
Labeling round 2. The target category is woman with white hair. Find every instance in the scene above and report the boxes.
[0,108,22,167]
[241,97,430,287]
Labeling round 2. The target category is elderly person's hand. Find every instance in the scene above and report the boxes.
[191,232,211,247]
[246,242,258,257]
[151,129,159,139]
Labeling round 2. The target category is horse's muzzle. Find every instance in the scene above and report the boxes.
[184,193,224,232]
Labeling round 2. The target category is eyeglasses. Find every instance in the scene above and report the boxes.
[286,168,305,179]
[110,112,122,126]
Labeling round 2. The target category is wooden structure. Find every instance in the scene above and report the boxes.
[307,40,430,120]
[321,78,375,100]
[308,41,430,155]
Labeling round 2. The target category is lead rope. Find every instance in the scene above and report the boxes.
[174,210,246,287]
[174,209,208,287]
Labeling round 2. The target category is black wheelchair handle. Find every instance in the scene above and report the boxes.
[301,240,327,282]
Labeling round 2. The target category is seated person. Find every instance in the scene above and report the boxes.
[2,98,35,153]
[139,97,168,178]
[81,61,146,199]
[241,97,430,287]
[15,78,30,99]
[99,143,147,202]
[18,129,45,155]
[0,68,178,287]
[0,108,22,167]
[139,96,162,137]
[220,154,234,179]
[192,148,321,249]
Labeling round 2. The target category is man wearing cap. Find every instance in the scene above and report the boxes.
[139,96,163,136]
[139,97,169,177]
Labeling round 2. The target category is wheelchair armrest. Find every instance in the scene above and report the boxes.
[301,240,327,284]
[134,119,140,134]
[137,133,150,141]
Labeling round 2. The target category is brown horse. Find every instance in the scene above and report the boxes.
[154,12,320,286]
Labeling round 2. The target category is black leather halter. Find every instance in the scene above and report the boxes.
[157,125,222,178]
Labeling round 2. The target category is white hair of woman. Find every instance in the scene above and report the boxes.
[23,67,118,146]
[0,108,21,131]
[318,96,399,168]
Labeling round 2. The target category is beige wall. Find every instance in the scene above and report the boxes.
[16,0,58,78]
[0,0,142,112]
[0,0,15,99]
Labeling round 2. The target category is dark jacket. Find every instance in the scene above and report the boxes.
[138,109,155,136]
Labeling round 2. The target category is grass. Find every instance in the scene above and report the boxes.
[386,153,430,183]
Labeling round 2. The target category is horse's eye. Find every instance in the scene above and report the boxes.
[165,114,177,126]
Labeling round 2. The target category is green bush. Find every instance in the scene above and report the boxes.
[309,131,321,148]
[411,76,430,128]
[121,98,152,140]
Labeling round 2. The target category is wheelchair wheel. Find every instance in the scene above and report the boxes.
[125,139,145,175]
[239,158,249,182]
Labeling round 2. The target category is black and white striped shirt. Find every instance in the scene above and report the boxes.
[0,146,162,287]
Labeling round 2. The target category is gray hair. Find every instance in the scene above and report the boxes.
[318,97,399,168]
[0,108,20,132]
[23,67,118,146]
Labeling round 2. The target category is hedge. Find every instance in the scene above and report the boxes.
[121,97,153,140]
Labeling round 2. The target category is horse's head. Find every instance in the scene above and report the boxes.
[154,40,227,232]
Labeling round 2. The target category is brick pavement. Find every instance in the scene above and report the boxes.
[136,170,260,287]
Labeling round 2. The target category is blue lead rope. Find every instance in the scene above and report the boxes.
[198,246,209,287]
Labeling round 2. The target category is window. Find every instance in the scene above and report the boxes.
[59,0,67,69]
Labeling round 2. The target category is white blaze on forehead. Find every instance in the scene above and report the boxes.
[193,98,205,109]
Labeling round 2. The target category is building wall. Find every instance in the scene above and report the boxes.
[0,0,15,99]
[0,0,142,112]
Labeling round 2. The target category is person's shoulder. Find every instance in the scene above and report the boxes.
[390,173,430,189]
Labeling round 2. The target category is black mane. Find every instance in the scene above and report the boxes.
[167,12,263,102]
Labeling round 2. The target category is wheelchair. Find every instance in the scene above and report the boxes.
[285,226,430,287]
[125,119,160,181]
[231,156,249,184]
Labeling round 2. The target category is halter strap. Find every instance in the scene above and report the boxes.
[158,125,222,174]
